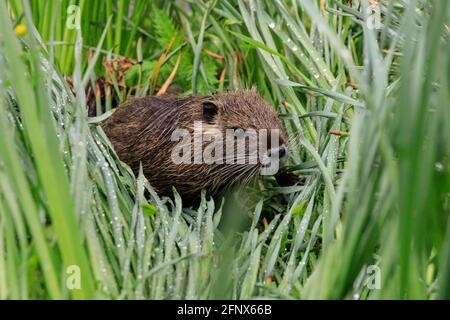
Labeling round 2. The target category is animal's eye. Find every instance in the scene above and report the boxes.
[202,101,218,124]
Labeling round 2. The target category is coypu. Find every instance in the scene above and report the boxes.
[102,88,288,201]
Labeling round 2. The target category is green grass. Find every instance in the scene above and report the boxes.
[0,0,449,299]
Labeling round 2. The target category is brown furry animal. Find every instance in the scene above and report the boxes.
[102,89,288,200]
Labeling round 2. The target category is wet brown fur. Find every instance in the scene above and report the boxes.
[102,89,287,200]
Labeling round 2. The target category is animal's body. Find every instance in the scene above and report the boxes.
[102,89,288,200]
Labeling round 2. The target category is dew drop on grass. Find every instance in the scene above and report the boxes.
[268,22,275,29]
[435,162,444,172]
[269,64,277,73]
[341,50,351,61]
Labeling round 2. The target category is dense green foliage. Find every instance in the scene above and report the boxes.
[0,0,449,299]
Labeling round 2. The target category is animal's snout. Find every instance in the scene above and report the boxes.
[261,144,288,168]
[278,145,288,159]
[267,144,288,160]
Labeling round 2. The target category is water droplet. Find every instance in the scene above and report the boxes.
[268,22,275,29]
[435,162,444,172]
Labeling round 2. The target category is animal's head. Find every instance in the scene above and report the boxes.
[200,89,288,166]
[171,89,288,194]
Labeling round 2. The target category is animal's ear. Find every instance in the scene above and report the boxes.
[202,101,218,124]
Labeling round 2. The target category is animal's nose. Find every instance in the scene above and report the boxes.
[278,145,287,158]
[267,144,288,159]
